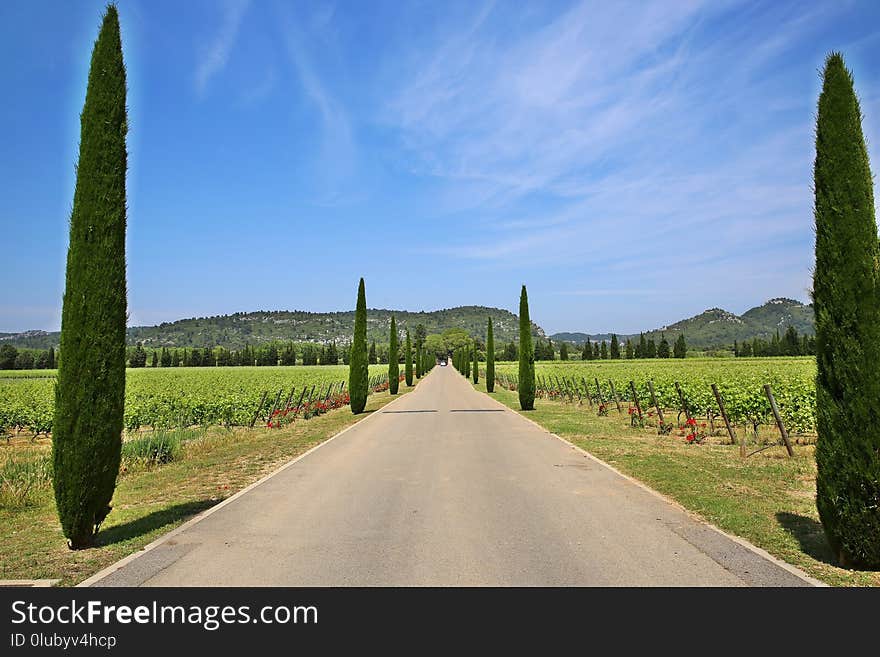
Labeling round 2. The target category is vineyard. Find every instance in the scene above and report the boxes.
[491,357,816,439]
[0,365,392,439]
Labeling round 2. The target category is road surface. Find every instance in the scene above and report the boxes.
[88,365,813,586]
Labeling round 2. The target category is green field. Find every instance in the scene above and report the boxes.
[493,357,816,436]
[1,365,391,438]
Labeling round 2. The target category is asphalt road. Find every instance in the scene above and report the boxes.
[88,365,813,586]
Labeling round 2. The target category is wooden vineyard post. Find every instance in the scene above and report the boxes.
[291,387,308,419]
[763,384,794,457]
[711,384,742,456]
[572,378,583,404]
[608,380,622,413]
[674,381,691,423]
[647,380,664,427]
[582,377,593,409]
[266,388,283,425]
[306,384,316,407]
[629,381,643,424]
[324,383,333,402]
[249,390,268,428]
[594,378,605,405]
[283,386,296,411]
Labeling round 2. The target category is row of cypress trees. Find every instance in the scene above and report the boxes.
[453,286,535,413]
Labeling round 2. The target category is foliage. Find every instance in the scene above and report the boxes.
[493,358,819,435]
[486,317,495,393]
[405,328,413,386]
[53,5,128,549]
[389,316,399,395]
[349,278,369,414]
[518,286,536,410]
[813,53,880,569]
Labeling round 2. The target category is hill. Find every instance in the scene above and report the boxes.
[0,306,545,350]
[550,298,813,349]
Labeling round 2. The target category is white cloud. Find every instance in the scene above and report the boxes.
[194,0,250,96]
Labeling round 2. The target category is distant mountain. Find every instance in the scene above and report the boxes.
[550,298,814,349]
[1,306,545,350]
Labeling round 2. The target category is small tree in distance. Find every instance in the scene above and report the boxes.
[486,317,495,393]
[518,285,536,410]
[472,345,479,384]
[405,328,413,386]
[388,315,399,394]
[349,278,369,414]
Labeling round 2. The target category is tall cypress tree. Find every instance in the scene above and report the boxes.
[610,334,620,359]
[405,328,413,386]
[415,344,422,379]
[472,344,479,384]
[813,53,880,568]
[53,5,128,549]
[388,316,399,394]
[518,285,536,410]
[486,317,495,393]
[349,278,369,414]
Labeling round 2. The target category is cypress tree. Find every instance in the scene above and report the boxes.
[600,340,608,359]
[472,344,479,384]
[368,341,377,365]
[518,285,536,410]
[658,334,670,358]
[560,342,569,361]
[813,53,880,568]
[388,315,399,394]
[349,278,369,414]
[486,317,495,393]
[415,344,422,379]
[48,346,55,369]
[405,328,413,386]
[610,334,620,359]
[625,340,634,359]
[674,334,687,359]
[53,5,128,549]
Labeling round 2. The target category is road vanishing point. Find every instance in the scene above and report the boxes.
[85,365,815,587]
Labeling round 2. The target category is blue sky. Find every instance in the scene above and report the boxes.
[2,0,879,335]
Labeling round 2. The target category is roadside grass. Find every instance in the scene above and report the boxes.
[473,381,879,587]
[0,386,413,586]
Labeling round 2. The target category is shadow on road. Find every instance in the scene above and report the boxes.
[775,511,836,566]
[97,499,219,547]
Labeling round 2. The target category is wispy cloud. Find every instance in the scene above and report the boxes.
[384,0,855,289]
[280,5,358,204]
[195,0,250,96]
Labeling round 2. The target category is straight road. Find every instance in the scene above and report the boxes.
[88,365,813,586]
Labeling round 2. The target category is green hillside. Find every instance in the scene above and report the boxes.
[550,298,814,349]
[0,306,545,350]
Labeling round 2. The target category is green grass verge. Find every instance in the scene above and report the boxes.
[473,380,878,587]
[0,385,413,586]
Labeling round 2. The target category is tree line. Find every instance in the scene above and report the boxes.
[733,326,816,357]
